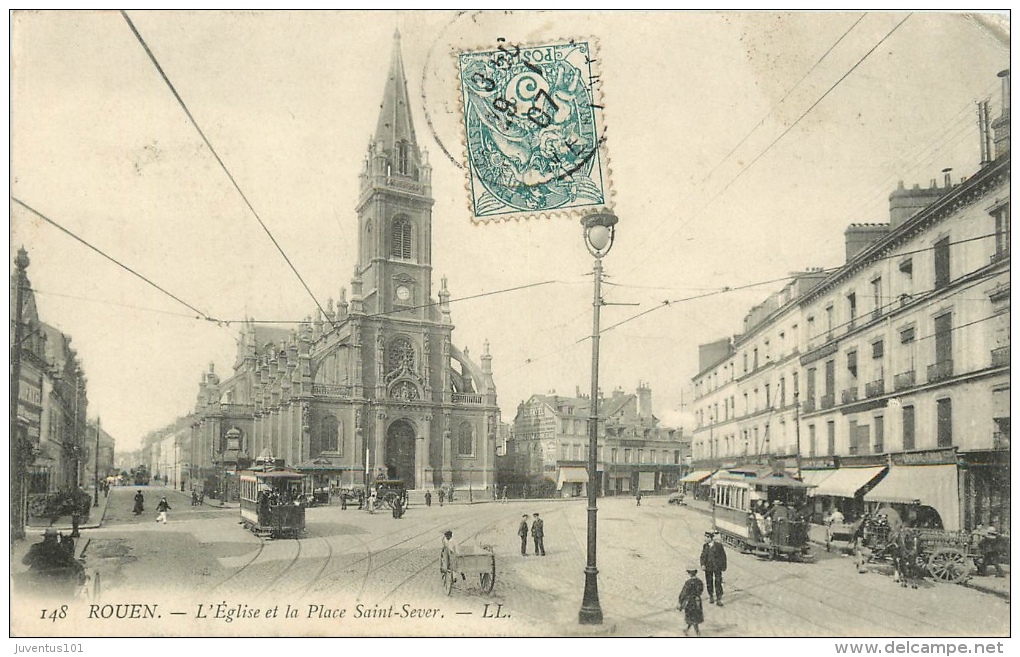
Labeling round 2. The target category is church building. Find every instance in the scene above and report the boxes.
[186,32,499,497]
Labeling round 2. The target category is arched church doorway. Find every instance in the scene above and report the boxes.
[385,420,416,488]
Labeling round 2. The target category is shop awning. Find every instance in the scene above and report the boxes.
[800,469,836,489]
[557,467,589,490]
[678,470,713,484]
[811,466,887,498]
[864,464,960,531]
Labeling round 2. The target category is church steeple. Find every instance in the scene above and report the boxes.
[375,29,418,154]
[354,29,435,317]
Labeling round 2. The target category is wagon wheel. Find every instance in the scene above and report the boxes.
[927,546,970,583]
[442,569,454,595]
[479,560,496,594]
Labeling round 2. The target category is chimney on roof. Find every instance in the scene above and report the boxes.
[844,223,891,262]
[942,168,952,188]
[636,381,652,419]
[992,69,1010,159]
[888,180,946,229]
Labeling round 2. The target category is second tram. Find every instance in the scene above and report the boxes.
[239,468,306,538]
[712,466,813,561]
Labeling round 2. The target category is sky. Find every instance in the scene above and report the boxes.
[9,10,1010,453]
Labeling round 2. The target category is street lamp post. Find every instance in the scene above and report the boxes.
[578,210,618,626]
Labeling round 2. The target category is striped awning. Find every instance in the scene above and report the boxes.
[864,464,960,531]
[811,466,886,498]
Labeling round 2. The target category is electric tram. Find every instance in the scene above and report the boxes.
[239,468,306,538]
[712,466,813,561]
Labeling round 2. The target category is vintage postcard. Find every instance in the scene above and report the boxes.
[8,9,1010,646]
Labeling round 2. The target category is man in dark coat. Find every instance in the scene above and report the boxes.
[518,514,529,556]
[531,512,546,556]
[424,490,432,507]
[700,530,727,606]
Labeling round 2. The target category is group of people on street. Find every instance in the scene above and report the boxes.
[21,528,85,589]
[517,513,545,556]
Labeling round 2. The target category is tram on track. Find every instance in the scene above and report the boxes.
[712,466,813,561]
[239,468,306,538]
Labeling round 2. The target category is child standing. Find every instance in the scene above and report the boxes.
[677,565,705,636]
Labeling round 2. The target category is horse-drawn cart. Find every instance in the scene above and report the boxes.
[860,520,980,583]
[440,544,496,595]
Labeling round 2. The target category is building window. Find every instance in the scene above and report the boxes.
[847,350,858,381]
[934,312,953,365]
[934,236,951,289]
[826,420,836,456]
[902,405,915,451]
[847,292,857,329]
[312,414,339,457]
[611,448,618,463]
[825,305,834,338]
[743,352,748,373]
[391,216,412,259]
[765,383,771,408]
[624,449,631,464]
[637,449,644,463]
[743,393,749,415]
[937,398,953,448]
[456,422,475,456]
[753,348,759,370]
[993,203,1010,256]
[874,415,884,453]
[806,368,816,407]
[779,377,786,407]
[808,424,816,457]
[650,449,656,464]
[561,419,570,434]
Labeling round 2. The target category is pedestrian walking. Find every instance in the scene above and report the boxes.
[133,490,145,515]
[677,565,705,636]
[531,512,546,556]
[438,488,445,507]
[636,491,642,506]
[977,526,1005,577]
[340,491,348,510]
[518,514,529,556]
[700,530,727,606]
[156,497,171,524]
[191,490,199,506]
[501,486,508,503]
[425,490,432,507]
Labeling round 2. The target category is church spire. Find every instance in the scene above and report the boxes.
[374,29,418,153]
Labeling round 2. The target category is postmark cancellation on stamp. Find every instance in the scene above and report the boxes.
[457,38,612,222]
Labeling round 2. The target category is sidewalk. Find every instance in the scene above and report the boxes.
[25,485,113,533]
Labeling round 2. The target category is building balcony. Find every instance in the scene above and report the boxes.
[820,393,835,410]
[927,360,954,384]
[894,370,916,391]
[803,397,816,413]
[453,392,485,404]
[992,346,1009,367]
[865,379,885,398]
[841,388,859,404]
[311,384,352,399]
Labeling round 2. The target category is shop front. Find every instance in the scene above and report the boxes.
[864,463,960,531]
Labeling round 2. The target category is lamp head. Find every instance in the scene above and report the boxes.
[581,210,619,257]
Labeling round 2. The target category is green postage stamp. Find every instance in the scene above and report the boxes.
[457,38,611,222]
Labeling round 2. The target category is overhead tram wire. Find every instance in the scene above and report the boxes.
[512,232,1003,373]
[624,13,914,282]
[622,12,873,272]
[12,197,217,324]
[120,11,333,328]
[697,12,869,191]
[677,14,914,233]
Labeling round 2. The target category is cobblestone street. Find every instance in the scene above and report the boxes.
[11,487,1010,637]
